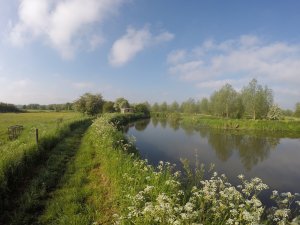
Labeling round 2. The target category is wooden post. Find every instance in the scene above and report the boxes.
[35,128,39,146]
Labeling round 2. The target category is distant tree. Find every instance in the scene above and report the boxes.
[0,102,21,113]
[295,102,300,118]
[267,104,282,120]
[73,93,104,116]
[160,102,168,112]
[114,98,130,112]
[169,101,180,112]
[103,101,115,113]
[134,103,150,116]
[151,102,159,112]
[282,109,293,117]
[181,98,198,114]
[241,79,273,120]
[199,98,209,114]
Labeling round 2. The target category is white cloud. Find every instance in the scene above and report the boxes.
[167,50,186,64]
[109,26,174,67]
[168,35,300,108]
[9,0,125,59]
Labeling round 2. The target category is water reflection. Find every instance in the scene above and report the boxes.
[126,118,300,203]
[150,117,281,170]
[134,119,151,131]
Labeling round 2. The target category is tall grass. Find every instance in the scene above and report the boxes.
[0,112,88,214]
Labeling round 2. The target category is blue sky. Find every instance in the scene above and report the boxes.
[0,0,300,109]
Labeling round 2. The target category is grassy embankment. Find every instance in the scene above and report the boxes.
[37,113,299,224]
[0,112,89,217]
[151,112,300,134]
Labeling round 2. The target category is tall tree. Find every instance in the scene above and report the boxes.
[199,98,209,114]
[210,84,238,118]
[181,98,198,114]
[241,79,273,120]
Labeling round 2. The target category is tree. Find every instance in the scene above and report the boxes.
[151,102,159,112]
[134,103,150,116]
[295,102,300,118]
[169,101,180,112]
[267,104,282,120]
[181,98,198,114]
[0,102,21,113]
[103,101,115,113]
[199,98,209,114]
[114,98,130,112]
[160,102,168,112]
[241,79,273,120]
[73,93,104,116]
[210,84,239,118]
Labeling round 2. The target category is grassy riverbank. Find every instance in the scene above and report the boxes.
[41,113,298,224]
[152,112,300,134]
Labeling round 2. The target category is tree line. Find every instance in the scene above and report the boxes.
[73,93,150,116]
[151,79,300,120]
[22,103,73,111]
[0,102,21,113]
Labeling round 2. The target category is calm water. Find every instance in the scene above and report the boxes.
[125,118,300,205]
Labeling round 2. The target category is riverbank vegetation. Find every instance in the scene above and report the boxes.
[51,114,299,224]
[151,113,300,134]
[151,79,300,120]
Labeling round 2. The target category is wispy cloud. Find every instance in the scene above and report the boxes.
[9,0,126,59]
[109,26,174,67]
[167,35,300,107]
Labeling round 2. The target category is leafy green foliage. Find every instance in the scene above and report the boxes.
[267,104,282,120]
[241,79,273,120]
[134,103,150,116]
[113,97,130,112]
[73,93,104,116]
[103,101,115,113]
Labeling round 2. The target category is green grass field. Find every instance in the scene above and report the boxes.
[0,112,89,218]
[0,112,83,144]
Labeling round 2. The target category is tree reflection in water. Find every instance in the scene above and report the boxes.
[153,118,280,171]
[197,128,280,171]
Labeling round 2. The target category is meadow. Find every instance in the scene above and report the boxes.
[0,112,89,219]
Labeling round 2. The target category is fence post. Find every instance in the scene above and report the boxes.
[35,128,39,146]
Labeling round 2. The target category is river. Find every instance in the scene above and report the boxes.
[125,118,300,206]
